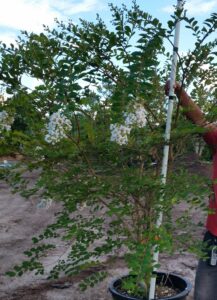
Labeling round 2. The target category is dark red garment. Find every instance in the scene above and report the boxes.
[203,128,217,236]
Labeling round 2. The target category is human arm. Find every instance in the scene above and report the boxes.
[165,81,217,148]
[165,81,216,130]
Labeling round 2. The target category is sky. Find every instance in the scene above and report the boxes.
[0,0,216,91]
[0,0,217,47]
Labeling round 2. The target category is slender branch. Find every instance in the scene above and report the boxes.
[74,113,81,143]
[98,196,134,240]
[67,135,96,176]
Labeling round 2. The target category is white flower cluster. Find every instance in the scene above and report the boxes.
[124,103,147,128]
[0,110,14,132]
[110,124,131,145]
[110,103,147,145]
[45,110,72,145]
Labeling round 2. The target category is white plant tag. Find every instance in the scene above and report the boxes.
[210,246,217,266]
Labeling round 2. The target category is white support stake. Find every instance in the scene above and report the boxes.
[148,1,184,299]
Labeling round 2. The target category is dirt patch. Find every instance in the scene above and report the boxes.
[0,155,211,299]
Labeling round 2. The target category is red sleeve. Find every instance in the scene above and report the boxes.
[203,127,217,151]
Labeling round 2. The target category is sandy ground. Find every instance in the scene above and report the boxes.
[0,156,209,300]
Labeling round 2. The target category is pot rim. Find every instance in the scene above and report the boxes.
[109,271,192,300]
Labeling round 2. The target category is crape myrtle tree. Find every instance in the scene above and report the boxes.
[0,2,217,297]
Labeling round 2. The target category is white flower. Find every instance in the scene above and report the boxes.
[124,103,147,128]
[110,124,131,145]
[45,110,72,144]
[134,104,147,128]
[110,103,147,146]
[124,112,137,126]
[0,110,14,132]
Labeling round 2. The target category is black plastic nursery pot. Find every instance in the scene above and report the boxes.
[109,272,192,300]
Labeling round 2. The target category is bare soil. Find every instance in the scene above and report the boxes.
[0,154,210,300]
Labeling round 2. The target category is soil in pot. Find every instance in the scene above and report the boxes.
[109,272,192,300]
[116,284,180,299]
[155,284,180,298]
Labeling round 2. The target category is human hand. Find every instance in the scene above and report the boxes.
[164,80,181,96]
